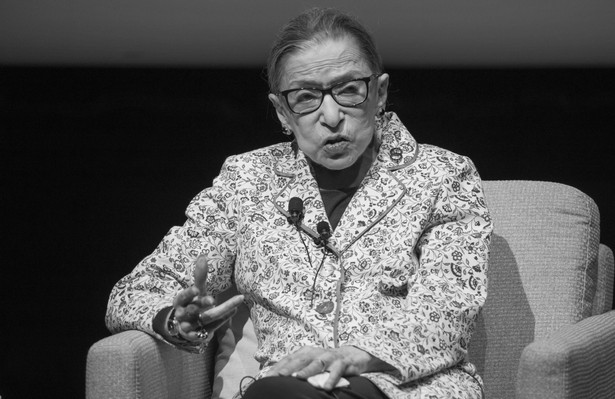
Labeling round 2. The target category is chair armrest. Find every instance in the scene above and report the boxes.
[86,330,215,399]
[516,310,615,399]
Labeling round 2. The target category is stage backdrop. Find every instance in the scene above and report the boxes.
[2,0,615,67]
[2,66,614,398]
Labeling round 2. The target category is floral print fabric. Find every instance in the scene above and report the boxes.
[106,112,492,398]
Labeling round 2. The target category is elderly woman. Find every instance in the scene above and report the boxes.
[106,8,492,399]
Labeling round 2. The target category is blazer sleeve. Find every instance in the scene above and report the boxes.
[352,155,493,383]
[105,156,242,346]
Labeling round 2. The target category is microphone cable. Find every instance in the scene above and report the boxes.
[297,225,315,285]
[286,197,338,311]
[309,251,328,308]
[310,221,332,308]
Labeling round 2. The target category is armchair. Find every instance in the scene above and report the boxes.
[87,180,614,398]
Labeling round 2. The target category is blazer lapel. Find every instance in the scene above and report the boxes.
[333,163,408,255]
[332,113,419,255]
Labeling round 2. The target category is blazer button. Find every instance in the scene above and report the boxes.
[315,300,334,314]
[390,148,403,162]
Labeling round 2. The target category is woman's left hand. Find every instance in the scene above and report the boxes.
[266,346,393,391]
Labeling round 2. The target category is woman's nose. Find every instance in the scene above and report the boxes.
[318,94,343,128]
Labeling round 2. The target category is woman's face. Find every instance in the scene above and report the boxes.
[269,36,389,170]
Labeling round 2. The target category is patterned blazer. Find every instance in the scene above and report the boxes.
[106,112,493,398]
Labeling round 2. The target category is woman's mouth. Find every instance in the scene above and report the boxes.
[324,136,349,152]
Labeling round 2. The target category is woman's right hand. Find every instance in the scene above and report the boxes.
[172,255,244,342]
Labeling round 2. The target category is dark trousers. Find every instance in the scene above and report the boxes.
[241,375,388,399]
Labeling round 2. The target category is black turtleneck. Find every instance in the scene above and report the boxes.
[308,139,376,231]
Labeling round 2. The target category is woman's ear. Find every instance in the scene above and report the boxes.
[376,73,390,111]
[268,93,290,128]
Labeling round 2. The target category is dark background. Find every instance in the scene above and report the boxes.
[2,66,614,398]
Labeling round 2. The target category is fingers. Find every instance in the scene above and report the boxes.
[290,358,326,378]
[320,361,345,391]
[193,255,209,296]
[178,294,244,334]
[168,256,247,344]
[269,347,325,378]
[269,355,310,377]
[191,295,216,309]
[197,294,244,324]
[181,308,238,341]
[270,347,352,391]
[173,286,199,308]
[174,255,210,308]
[298,358,345,391]
[173,291,214,321]
[173,255,214,322]
[292,357,331,380]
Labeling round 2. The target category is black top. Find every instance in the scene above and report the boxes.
[308,139,376,230]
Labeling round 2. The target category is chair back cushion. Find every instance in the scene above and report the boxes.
[469,180,601,398]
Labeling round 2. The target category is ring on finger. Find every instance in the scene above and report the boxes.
[195,328,209,340]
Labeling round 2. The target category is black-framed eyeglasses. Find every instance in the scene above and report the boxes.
[276,74,381,115]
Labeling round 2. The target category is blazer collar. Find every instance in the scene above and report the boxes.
[374,112,419,171]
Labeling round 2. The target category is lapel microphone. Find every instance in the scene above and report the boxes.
[287,197,304,226]
[315,221,332,246]
[287,197,332,250]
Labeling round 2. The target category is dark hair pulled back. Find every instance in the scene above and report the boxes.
[266,8,383,93]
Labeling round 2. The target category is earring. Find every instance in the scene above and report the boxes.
[282,126,292,136]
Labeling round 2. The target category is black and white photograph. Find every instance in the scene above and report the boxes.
[2,1,614,398]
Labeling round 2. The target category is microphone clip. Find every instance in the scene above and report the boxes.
[287,197,304,227]
[287,212,303,226]
[314,221,332,248]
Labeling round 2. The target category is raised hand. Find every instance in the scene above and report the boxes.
[172,255,244,342]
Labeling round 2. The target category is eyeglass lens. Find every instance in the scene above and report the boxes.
[286,78,370,114]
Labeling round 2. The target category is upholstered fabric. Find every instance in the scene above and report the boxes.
[86,181,614,399]
[594,244,615,314]
[517,310,615,398]
[484,180,600,331]
[467,180,602,398]
[86,329,212,399]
